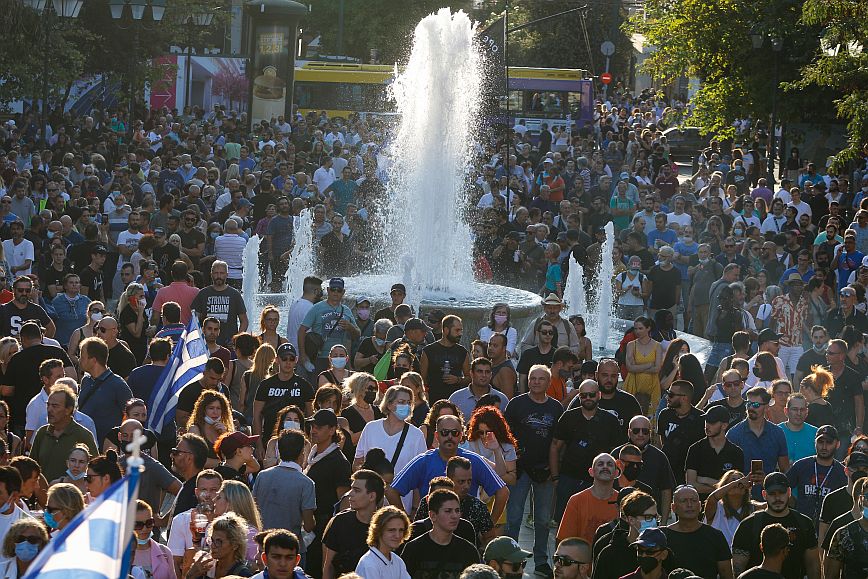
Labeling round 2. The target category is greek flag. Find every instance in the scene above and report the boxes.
[147,315,209,434]
[23,467,141,579]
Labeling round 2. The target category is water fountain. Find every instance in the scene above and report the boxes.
[241,8,711,362]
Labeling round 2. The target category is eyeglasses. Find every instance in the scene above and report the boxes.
[538,330,554,336]
[746,401,767,409]
[578,392,598,399]
[841,290,856,297]
[554,555,588,567]
[826,349,843,356]
[438,429,461,438]
[134,518,155,530]
[631,427,650,435]
[16,536,43,545]
[665,390,686,398]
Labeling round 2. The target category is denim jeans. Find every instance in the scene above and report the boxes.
[505,472,555,566]
[554,474,585,524]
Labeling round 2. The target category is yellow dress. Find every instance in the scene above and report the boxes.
[623,342,661,415]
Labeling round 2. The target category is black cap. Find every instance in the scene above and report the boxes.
[757,328,782,344]
[92,244,108,254]
[815,425,839,441]
[328,277,345,290]
[617,486,638,504]
[702,405,730,424]
[276,343,297,357]
[763,472,790,492]
[390,283,406,294]
[306,408,338,427]
[845,451,868,469]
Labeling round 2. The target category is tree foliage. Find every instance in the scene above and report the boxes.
[628,0,837,139]
[793,0,868,169]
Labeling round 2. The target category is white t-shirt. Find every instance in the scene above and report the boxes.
[116,230,144,271]
[666,211,692,229]
[477,326,518,357]
[2,238,34,276]
[167,509,194,557]
[286,297,315,351]
[355,547,410,579]
[355,420,426,511]
[313,167,336,193]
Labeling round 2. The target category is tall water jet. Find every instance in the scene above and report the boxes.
[284,208,315,299]
[596,222,615,351]
[241,234,261,310]
[382,8,480,293]
[564,254,587,319]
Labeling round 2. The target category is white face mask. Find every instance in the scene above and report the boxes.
[203,416,217,425]
[284,420,300,431]
[90,312,103,322]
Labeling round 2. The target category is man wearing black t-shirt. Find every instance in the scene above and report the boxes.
[657,380,705,485]
[78,243,107,302]
[818,451,868,548]
[252,343,314,448]
[399,488,479,579]
[663,485,733,579]
[732,473,820,579]
[420,315,470,403]
[0,276,56,338]
[707,369,749,430]
[322,470,382,579]
[612,415,676,522]
[685,405,745,499]
[550,379,621,520]
[569,358,641,438]
[737,523,790,579]
[516,319,555,392]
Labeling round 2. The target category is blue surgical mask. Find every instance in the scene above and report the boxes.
[66,469,86,481]
[15,540,40,562]
[43,510,59,529]
[136,531,153,546]
[47,230,55,239]
[331,357,348,369]
[394,404,411,420]
[638,519,657,533]
[374,337,386,347]
[863,506,868,519]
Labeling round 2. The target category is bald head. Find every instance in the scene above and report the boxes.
[590,453,618,482]
[627,415,651,448]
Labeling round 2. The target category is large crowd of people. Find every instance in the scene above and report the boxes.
[0,90,867,579]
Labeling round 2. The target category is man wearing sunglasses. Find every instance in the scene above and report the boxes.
[552,538,591,579]
[385,413,509,525]
[0,275,55,339]
[482,535,531,579]
[657,380,704,486]
[613,416,676,523]
[298,277,359,375]
[253,343,314,452]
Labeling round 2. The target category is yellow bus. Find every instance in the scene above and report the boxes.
[293,62,594,125]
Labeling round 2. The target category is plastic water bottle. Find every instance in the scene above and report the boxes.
[442,360,451,378]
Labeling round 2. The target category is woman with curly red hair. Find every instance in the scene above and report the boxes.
[461,405,517,486]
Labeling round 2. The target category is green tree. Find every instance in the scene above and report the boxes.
[628,0,837,139]
[794,0,868,169]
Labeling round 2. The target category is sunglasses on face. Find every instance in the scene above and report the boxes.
[438,429,461,438]
[134,518,155,530]
[578,392,598,399]
[631,427,650,435]
[665,390,686,398]
[539,330,554,336]
[554,555,587,567]
[746,401,767,409]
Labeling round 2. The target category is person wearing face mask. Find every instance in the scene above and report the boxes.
[131,500,175,579]
[0,517,49,578]
[352,296,374,344]
[49,444,91,492]
[318,344,353,388]
[355,318,393,374]
[0,466,30,548]
[43,482,85,534]
[593,491,659,579]
[615,256,649,324]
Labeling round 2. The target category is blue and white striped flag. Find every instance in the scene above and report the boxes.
[23,467,141,579]
[147,315,209,434]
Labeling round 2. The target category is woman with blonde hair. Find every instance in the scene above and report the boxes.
[240,343,276,424]
[355,505,412,578]
[0,518,50,577]
[399,371,429,427]
[67,301,106,367]
[801,364,836,428]
[703,470,757,545]
[0,239,13,288]
[341,372,383,445]
[0,337,20,389]
[186,512,251,578]
[116,282,148,364]
[213,480,263,561]
[44,483,85,533]
[186,391,234,468]
[256,305,287,351]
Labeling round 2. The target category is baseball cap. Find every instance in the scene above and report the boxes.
[152,227,165,236]
[483,536,531,564]
[276,343,297,358]
[92,244,108,254]
[214,431,259,459]
[631,527,667,549]
[390,283,406,294]
[620,171,631,180]
[763,472,790,492]
[328,277,345,290]
[404,318,427,332]
[617,486,638,505]
[237,198,253,208]
[757,328,782,344]
[702,405,730,424]
[543,158,554,165]
[306,408,338,428]
[355,296,371,307]
[845,451,868,469]
[815,425,839,441]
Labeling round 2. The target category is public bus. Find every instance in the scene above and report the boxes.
[292,62,594,133]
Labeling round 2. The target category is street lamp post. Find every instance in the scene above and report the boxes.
[751,29,783,184]
[108,0,166,135]
[181,9,216,109]
[24,0,85,148]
